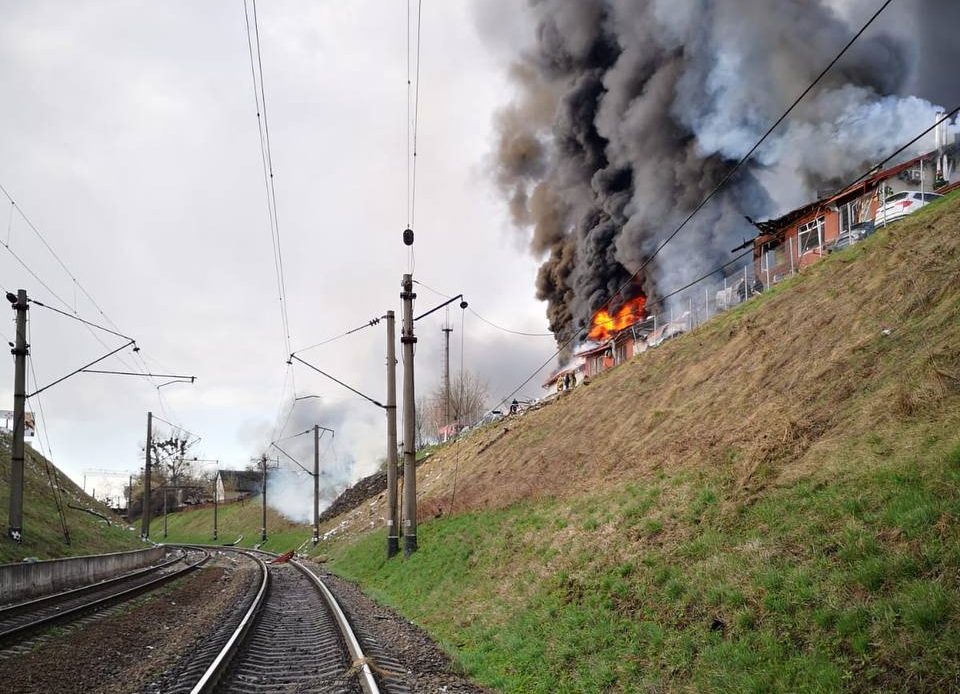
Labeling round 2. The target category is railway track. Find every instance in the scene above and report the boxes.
[165,546,381,694]
[0,547,209,650]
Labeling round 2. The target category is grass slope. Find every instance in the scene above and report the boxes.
[0,435,142,564]
[149,495,311,554]
[323,192,960,692]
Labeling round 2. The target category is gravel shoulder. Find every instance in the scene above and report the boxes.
[0,554,255,693]
[313,564,493,694]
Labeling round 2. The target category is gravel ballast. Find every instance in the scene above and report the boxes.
[314,566,491,694]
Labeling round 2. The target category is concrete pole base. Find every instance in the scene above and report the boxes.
[387,535,400,558]
[403,535,418,558]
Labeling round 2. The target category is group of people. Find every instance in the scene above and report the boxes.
[556,371,577,392]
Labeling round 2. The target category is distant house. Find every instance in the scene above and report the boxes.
[215,470,261,502]
[751,137,959,283]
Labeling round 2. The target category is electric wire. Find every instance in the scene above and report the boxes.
[489,248,756,415]
[489,0,923,416]
[290,316,382,356]
[0,182,174,401]
[608,0,897,305]
[243,0,293,359]
[410,0,424,227]
[448,303,466,513]
[25,326,70,543]
[414,279,552,336]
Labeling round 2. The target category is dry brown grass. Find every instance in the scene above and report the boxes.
[319,194,960,542]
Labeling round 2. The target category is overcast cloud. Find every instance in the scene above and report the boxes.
[0,1,552,502]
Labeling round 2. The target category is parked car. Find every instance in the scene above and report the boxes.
[874,191,942,225]
[827,221,875,254]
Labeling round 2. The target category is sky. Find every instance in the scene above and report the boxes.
[0,0,553,501]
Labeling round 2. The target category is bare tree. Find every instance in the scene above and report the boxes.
[426,369,488,439]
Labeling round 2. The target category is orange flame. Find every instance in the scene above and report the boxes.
[588,295,646,342]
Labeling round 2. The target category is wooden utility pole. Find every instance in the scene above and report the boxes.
[385,310,399,558]
[141,411,153,539]
[400,274,418,557]
[7,289,28,543]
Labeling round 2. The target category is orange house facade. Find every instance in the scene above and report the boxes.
[752,144,958,284]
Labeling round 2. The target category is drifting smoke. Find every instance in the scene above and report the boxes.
[491,0,960,348]
[256,397,364,524]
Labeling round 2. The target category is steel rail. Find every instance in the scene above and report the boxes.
[188,549,269,694]
[291,557,380,694]
[0,549,186,619]
[0,548,210,645]
[182,545,380,694]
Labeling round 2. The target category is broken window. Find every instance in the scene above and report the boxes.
[797,216,825,255]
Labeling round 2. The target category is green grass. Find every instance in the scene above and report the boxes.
[0,435,142,564]
[326,434,960,693]
[149,494,311,554]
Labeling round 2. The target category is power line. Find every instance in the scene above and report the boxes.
[414,279,552,337]
[410,0,424,227]
[290,316,382,356]
[243,0,293,358]
[0,182,174,397]
[489,248,752,414]
[29,299,134,341]
[610,0,897,303]
[491,98,950,415]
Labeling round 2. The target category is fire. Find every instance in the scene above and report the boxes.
[588,295,646,342]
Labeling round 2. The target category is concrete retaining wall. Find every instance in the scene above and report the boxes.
[0,545,167,603]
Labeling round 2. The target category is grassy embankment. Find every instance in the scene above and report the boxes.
[320,192,960,692]
[149,495,311,554]
[0,435,141,564]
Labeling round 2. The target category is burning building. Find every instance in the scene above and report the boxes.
[491,0,960,359]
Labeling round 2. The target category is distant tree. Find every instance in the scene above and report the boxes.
[425,370,488,438]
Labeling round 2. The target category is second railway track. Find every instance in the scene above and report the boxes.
[0,546,209,650]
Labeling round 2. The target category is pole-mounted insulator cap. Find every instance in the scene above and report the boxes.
[403,228,414,246]
[460,300,468,310]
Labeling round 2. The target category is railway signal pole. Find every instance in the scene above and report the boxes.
[400,274,418,557]
[385,310,400,558]
[7,289,29,543]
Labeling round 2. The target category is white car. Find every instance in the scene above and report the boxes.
[875,191,942,225]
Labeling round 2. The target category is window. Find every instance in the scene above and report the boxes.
[797,216,825,254]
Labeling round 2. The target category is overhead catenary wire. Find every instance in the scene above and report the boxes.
[0,181,178,403]
[291,316,382,356]
[489,100,954,414]
[243,0,293,359]
[414,280,552,336]
[608,0,897,304]
[25,327,70,544]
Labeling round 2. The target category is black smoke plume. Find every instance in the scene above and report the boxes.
[492,0,958,348]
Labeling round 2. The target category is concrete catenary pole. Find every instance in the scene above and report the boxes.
[127,474,134,523]
[163,487,168,539]
[313,424,320,545]
[141,411,153,539]
[7,289,28,542]
[260,454,268,543]
[400,273,418,557]
[385,310,400,558]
